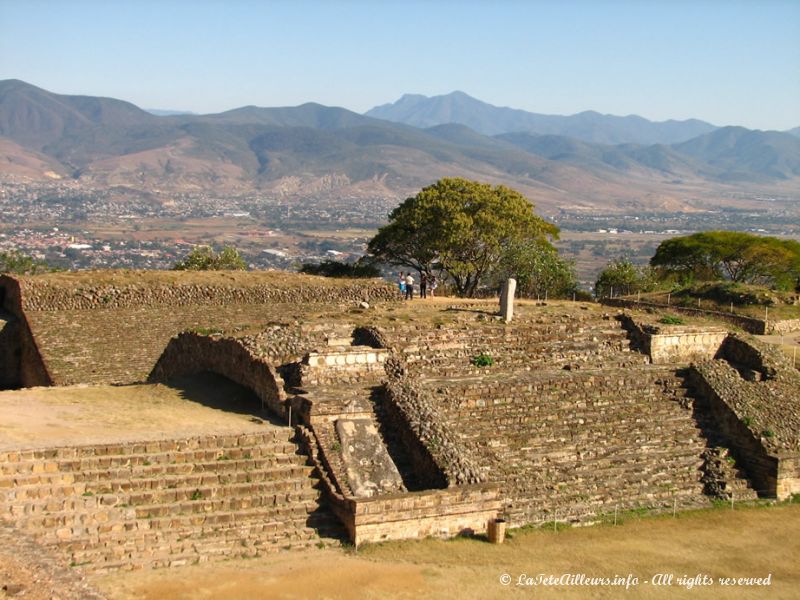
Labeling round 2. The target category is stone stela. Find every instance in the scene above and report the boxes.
[500,278,516,323]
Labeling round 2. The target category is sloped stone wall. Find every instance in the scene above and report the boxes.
[149,332,287,418]
[0,272,397,387]
[9,273,397,312]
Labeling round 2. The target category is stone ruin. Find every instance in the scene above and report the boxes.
[1,271,799,573]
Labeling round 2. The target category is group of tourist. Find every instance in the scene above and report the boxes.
[398,271,436,300]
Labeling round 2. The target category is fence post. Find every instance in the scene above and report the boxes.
[673,498,677,518]
[667,293,670,306]
[730,493,734,511]
[614,506,618,526]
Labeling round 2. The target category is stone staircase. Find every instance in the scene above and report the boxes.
[373,316,760,526]
[287,336,406,498]
[700,446,760,501]
[383,316,648,379]
[421,366,714,524]
[0,427,344,572]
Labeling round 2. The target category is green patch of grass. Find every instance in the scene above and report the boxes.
[659,314,685,325]
[190,489,203,501]
[471,353,494,367]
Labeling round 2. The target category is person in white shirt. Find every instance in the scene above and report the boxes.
[405,273,415,300]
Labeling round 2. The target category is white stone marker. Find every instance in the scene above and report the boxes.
[500,278,517,323]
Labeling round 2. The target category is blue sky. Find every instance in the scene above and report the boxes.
[1,0,798,130]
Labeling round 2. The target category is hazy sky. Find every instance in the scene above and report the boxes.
[1,0,798,130]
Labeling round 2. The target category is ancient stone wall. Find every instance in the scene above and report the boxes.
[431,366,711,525]
[687,335,800,499]
[1,428,338,571]
[0,315,21,389]
[602,298,767,334]
[295,425,500,547]
[349,485,501,546]
[0,276,51,388]
[688,363,781,497]
[149,332,287,418]
[8,273,397,312]
[720,334,788,378]
[769,319,800,335]
[617,314,726,364]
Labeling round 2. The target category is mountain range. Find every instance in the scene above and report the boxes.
[367,91,722,145]
[1,79,799,214]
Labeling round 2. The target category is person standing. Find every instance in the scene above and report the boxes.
[420,273,428,299]
[398,272,406,296]
[405,272,415,300]
[429,274,437,297]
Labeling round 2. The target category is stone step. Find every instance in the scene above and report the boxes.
[126,479,319,508]
[62,527,334,572]
[4,476,320,514]
[0,430,296,464]
[0,443,305,475]
[140,502,323,530]
[13,489,322,531]
[1,455,310,490]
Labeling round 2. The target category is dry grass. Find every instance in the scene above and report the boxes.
[93,502,800,599]
[0,374,278,451]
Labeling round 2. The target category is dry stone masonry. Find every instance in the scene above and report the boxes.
[1,271,798,572]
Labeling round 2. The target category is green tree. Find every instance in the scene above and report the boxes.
[651,231,800,290]
[367,178,558,297]
[299,258,381,278]
[0,250,52,275]
[496,238,577,299]
[595,258,654,298]
[172,246,247,271]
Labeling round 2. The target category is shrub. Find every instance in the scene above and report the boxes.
[471,353,494,367]
[173,245,246,271]
[659,315,685,325]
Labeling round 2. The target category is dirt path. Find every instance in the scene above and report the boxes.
[92,503,800,600]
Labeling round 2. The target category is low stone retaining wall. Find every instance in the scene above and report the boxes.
[603,298,768,333]
[617,314,726,364]
[349,485,502,546]
[770,319,800,335]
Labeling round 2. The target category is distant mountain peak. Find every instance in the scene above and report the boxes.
[366,92,718,145]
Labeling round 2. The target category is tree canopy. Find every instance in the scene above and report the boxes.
[299,259,381,278]
[0,250,53,275]
[367,178,558,297]
[172,246,247,271]
[594,258,655,298]
[650,231,800,290]
[496,238,577,299]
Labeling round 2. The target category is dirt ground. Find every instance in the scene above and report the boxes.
[92,503,800,600]
[0,374,276,451]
